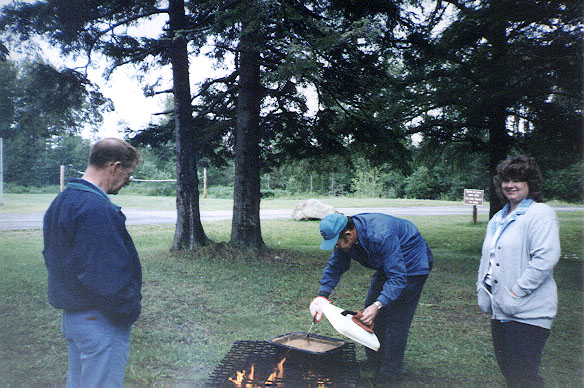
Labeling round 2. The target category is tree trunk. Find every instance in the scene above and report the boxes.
[169,0,209,250]
[230,25,265,249]
[487,13,512,219]
[488,111,510,218]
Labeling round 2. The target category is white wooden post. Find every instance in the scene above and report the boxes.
[330,175,335,196]
[203,168,207,199]
[60,165,65,192]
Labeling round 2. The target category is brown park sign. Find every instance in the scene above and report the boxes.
[464,189,484,206]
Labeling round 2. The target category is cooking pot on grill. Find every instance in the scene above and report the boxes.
[270,331,346,355]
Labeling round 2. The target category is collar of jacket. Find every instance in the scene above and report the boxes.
[66,180,121,212]
[352,216,370,255]
[491,198,534,244]
[497,198,534,221]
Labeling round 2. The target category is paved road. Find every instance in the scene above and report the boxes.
[1,205,582,230]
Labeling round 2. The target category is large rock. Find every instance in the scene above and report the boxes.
[292,199,338,220]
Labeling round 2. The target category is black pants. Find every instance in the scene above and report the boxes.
[364,272,428,377]
[491,319,550,388]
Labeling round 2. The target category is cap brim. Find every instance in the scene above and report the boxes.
[320,234,339,250]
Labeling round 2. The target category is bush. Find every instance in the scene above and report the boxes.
[382,171,406,199]
[544,161,584,203]
[124,182,176,196]
[262,188,292,198]
[404,166,435,199]
[5,184,61,194]
[352,168,384,198]
[205,186,234,199]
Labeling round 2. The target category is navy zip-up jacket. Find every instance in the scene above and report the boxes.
[43,179,142,326]
[319,213,433,306]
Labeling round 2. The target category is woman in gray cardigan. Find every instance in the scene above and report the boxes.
[477,155,560,388]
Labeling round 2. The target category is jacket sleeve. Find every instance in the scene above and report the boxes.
[319,251,351,297]
[511,207,561,298]
[376,234,407,306]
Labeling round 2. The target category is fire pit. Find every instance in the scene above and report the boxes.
[207,340,359,387]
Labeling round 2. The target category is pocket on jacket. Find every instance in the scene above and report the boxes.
[501,288,557,321]
[496,288,522,316]
[477,286,492,313]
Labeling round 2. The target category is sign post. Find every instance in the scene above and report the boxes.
[464,189,484,224]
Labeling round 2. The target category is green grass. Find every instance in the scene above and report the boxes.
[2,192,580,214]
[0,207,582,386]
[0,193,472,214]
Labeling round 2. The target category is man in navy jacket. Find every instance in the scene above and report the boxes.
[310,213,433,383]
[43,138,141,388]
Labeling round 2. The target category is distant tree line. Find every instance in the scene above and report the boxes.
[9,132,580,205]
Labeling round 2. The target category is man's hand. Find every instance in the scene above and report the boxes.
[309,296,331,321]
[360,304,380,326]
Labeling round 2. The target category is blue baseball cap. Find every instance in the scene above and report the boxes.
[319,213,348,250]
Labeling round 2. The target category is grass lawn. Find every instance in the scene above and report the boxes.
[0,203,582,386]
[0,193,470,214]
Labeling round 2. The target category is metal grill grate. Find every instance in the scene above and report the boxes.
[207,340,359,387]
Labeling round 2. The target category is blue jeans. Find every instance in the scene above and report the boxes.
[62,310,131,388]
[364,271,428,377]
[491,319,550,388]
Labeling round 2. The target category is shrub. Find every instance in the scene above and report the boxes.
[544,161,584,203]
[404,166,435,199]
[124,182,176,196]
[206,186,234,199]
[5,184,61,194]
[351,168,384,198]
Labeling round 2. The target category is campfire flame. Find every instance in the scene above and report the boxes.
[265,357,286,385]
[229,357,286,387]
[228,364,255,386]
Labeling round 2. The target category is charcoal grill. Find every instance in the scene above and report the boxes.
[207,340,358,387]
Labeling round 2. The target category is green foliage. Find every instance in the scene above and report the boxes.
[0,60,110,140]
[351,169,383,198]
[381,170,406,199]
[4,135,90,187]
[404,166,435,199]
[1,0,581,208]
[4,184,60,194]
[0,58,107,187]
[206,185,235,199]
[544,161,584,203]
[351,158,384,198]
[403,0,583,197]
[123,182,176,197]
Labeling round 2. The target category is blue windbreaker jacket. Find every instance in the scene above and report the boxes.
[319,213,433,306]
[43,179,142,326]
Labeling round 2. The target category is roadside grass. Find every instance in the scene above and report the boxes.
[1,192,579,214]
[0,193,471,214]
[1,213,582,387]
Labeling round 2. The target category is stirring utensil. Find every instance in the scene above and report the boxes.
[306,317,316,339]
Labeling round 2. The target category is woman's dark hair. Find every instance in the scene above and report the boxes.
[493,155,544,203]
[89,138,140,168]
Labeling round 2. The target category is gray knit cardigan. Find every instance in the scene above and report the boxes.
[477,201,561,329]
